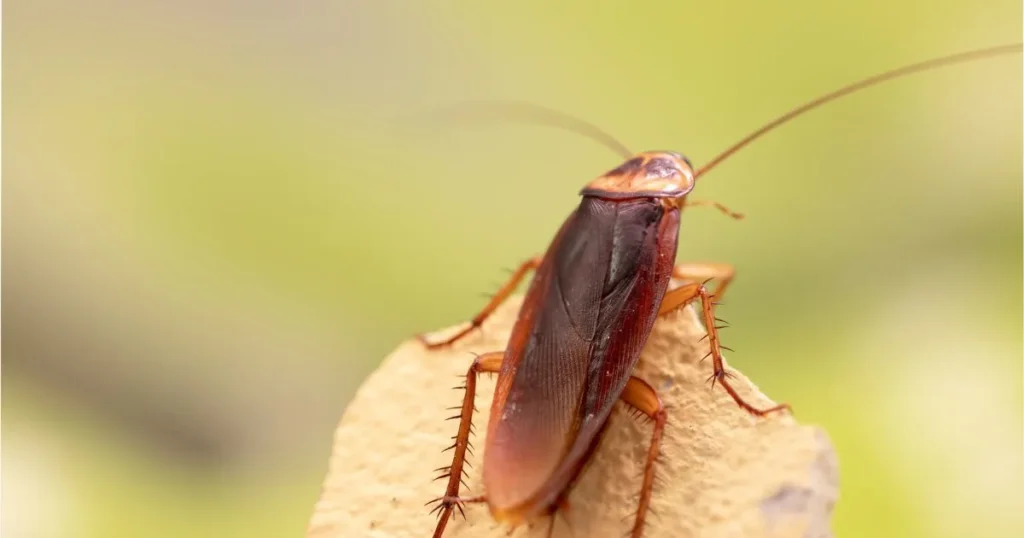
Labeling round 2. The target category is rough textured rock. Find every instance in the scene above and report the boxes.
[307,297,838,538]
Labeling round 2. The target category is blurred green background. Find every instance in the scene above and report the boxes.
[2,1,1021,537]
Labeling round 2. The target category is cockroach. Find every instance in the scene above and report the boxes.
[417,43,1022,538]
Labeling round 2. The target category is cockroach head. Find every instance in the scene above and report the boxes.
[581,151,695,202]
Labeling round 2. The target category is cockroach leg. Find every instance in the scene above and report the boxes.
[544,509,564,538]
[427,495,487,516]
[418,256,542,349]
[428,352,503,538]
[535,494,572,538]
[427,494,487,536]
[658,282,790,416]
[657,281,704,316]
[618,376,668,538]
[683,199,745,220]
[670,262,736,301]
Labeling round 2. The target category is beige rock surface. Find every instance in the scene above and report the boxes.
[307,297,838,538]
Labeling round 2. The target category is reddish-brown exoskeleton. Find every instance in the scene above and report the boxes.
[417,44,1022,538]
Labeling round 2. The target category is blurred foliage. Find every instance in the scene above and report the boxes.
[2,1,1022,538]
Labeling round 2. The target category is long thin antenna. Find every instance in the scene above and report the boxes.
[436,100,633,159]
[695,43,1023,179]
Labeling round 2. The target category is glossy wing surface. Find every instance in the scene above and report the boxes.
[483,198,614,513]
[483,197,679,518]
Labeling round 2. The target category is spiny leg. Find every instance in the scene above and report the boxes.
[670,261,736,301]
[429,496,487,538]
[618,376,668,538]
[428,352,503,538]
[658,282,790,416]
[418,256,542,349]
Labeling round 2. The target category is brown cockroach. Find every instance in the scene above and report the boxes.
[417,43,1022,537]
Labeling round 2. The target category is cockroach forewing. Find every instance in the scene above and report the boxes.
[482,196,680,524]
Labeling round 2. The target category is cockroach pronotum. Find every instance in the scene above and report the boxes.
[417,43,1022,538]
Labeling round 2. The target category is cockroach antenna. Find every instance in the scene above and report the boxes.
[435,99,633,159]
[437,43,1021,177]
[694,43,1023,179]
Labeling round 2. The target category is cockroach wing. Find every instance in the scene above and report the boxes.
[483,197,679,520]
[482,199,610,515]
